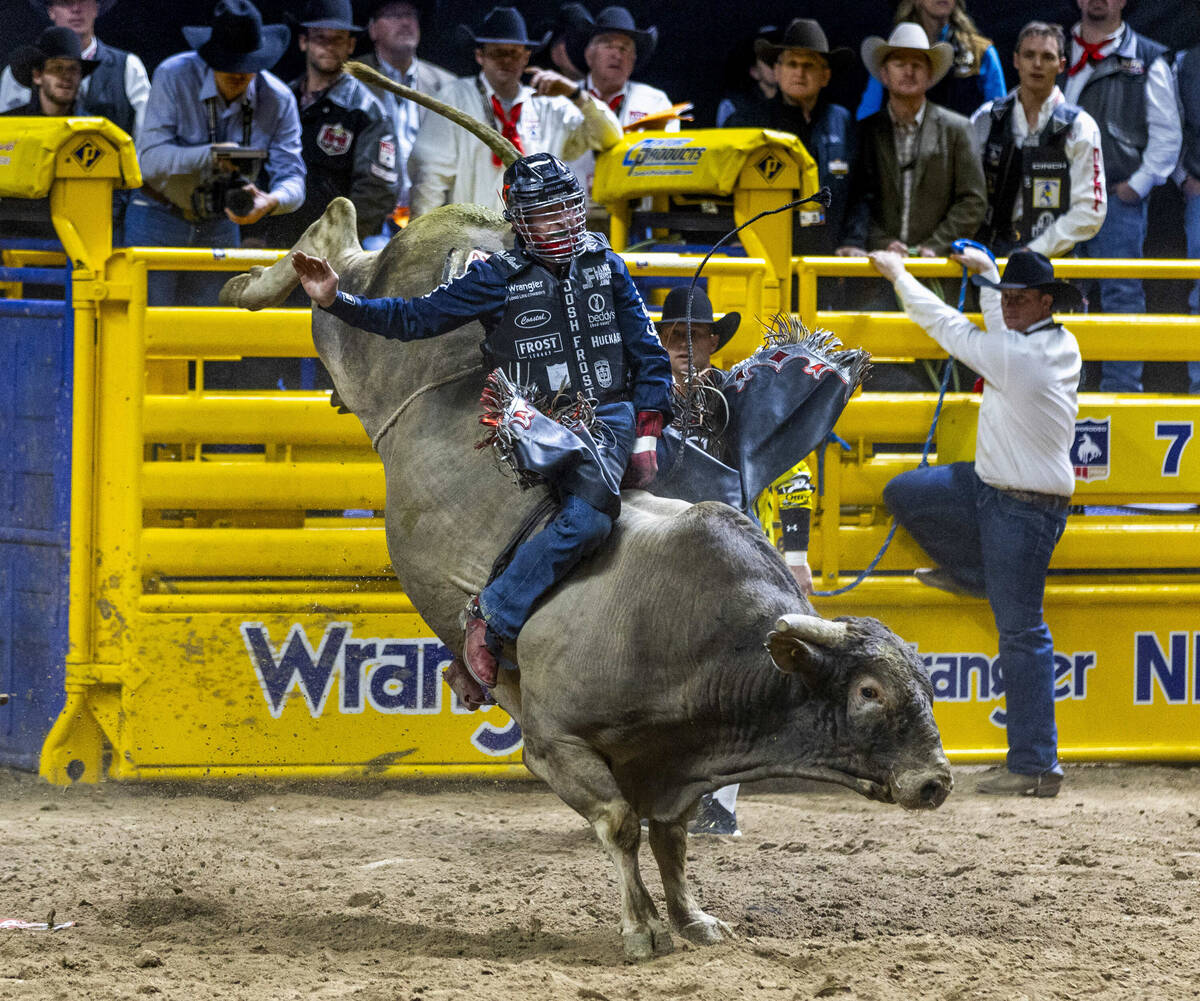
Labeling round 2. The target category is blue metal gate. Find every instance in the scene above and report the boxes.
[0,247,73,770]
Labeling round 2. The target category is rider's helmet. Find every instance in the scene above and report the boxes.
[501,153,588,264]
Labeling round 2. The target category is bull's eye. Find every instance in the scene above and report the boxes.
[860,686,879,701]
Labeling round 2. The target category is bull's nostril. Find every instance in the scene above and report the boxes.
[920,779,947,807]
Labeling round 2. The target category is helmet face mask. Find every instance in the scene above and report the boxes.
[502,154,587,264]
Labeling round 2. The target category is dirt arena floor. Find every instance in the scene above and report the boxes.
[1,763,1198,1001]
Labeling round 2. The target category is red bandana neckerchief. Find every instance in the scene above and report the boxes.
[590,87,624,116]
[489,94,524,167]
[1068,34,1110,76]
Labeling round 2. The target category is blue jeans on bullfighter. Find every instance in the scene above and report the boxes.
[1075,195,1148,393]
[883,461,1068,776]
[478,402,635,642]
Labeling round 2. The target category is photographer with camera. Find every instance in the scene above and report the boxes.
[128,0,303,304]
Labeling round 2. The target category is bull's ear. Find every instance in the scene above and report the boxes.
[766,631,826,690]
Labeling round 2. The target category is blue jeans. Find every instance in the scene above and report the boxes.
[883,462,1068,776]
[478,402,635,641]
[1184,189,1200,394]
[1076,195,1148,392]
[125,196,239,306]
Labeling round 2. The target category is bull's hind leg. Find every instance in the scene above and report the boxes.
[523,737,673,960]
[647,818,735,945]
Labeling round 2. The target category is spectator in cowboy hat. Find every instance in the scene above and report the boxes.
[356,1,455,221]
[127,0,303,306]
[0,1,149,138]
[727,19,857,259]
[2,26,97,117]
[538,3,591,82]
[839,22,985,260]
[407,5,620,218]
[715,24,780,127]
[565,5,677,205]
[255,0,398,248]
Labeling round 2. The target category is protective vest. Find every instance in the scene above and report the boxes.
[85,41,137,136]
[486,234,629,404]
[1058,26,1165,185]
[979,94,1079,252]
[1178,48,1200,182]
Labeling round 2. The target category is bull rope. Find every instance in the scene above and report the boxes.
[371,366,481,452]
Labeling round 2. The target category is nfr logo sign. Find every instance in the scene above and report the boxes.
[1134,632,1200,704]
[1072,417,1110,481]
[239,622,522,756]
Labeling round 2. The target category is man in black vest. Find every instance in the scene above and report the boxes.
[2,26,96,117]
[289,153,673,696]
[257,0,399,248]
[972,21,1106,258]
[1062,0,1180,392]
[1174,44,1200,395]
[0,0,149,138]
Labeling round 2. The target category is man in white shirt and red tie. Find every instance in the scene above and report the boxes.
[1061,0,1180,393]
[407,5,620,218]
[565,6,677,202]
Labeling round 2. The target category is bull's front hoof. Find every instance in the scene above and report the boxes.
[622,920,674,961]
[678,913,735,945]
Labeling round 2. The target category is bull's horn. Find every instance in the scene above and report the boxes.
[773,614,848,648]
[346,60,521,168]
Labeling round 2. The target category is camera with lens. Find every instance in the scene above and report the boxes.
[191,145,269,220]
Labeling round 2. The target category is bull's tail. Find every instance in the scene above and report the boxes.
[218,197,366,311]
[345,61,521,169]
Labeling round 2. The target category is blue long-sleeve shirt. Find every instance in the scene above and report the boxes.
[137,51,304,216]
[323,245,674,416]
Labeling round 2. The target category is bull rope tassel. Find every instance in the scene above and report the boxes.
[666,185,834,481]
[346,61,521,168]
[811,252,974,597]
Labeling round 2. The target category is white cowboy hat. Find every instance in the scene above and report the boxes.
[860,22,954,86]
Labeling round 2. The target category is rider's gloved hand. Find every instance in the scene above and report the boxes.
[622,411,664,488]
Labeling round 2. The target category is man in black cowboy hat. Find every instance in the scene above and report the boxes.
[356,1,454,221]
[654,284,816,836]
[0,0,149,138]
[256,0,398,248]
[407,6,620,218]
[565,5,675,205]
[728,19,857,258]
[2,26,97,117]
[870,243,1081,799]
[127,0,304,306]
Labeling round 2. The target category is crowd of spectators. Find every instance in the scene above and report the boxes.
[0,0,1197,390]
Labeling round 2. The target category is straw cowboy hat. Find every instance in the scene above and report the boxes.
[657,286,741,350]
[754,18,853,75]
[861,22,954,85]
[182,0,290,74]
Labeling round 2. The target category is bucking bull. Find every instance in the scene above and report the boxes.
[220,63,952,960]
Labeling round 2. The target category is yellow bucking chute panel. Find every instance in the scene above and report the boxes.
[592,128,819,203]
[0,116,141,197]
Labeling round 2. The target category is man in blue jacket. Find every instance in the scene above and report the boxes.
[291,153,673,693]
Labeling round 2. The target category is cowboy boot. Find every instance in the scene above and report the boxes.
[463,596,500,688]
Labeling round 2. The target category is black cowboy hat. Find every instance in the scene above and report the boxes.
[754,18,853,74]
[457,6,550,51]
[183,0,291,74]
[363,0,433,20]
[657,286,741,351]
[291,0,362,32]
[971,248,1084,312]
[10,26,99,90]
[27,0,117,17]
[568,5,658,75]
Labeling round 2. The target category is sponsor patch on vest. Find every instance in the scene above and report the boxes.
[595,358,613,388]
[1118,57,1145,75]
[587,293,606,312]
[514,333,562,359]
[1072,417,1110,482]
[579,263,612,288]
[317,123,353,156]
[588,310,617,325]
[508,278,547,300]
[1033,178,1062,209]
[829,158,849,175]
[590,331,621,347]
[515,308,552,330]
[378,138,396,168]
